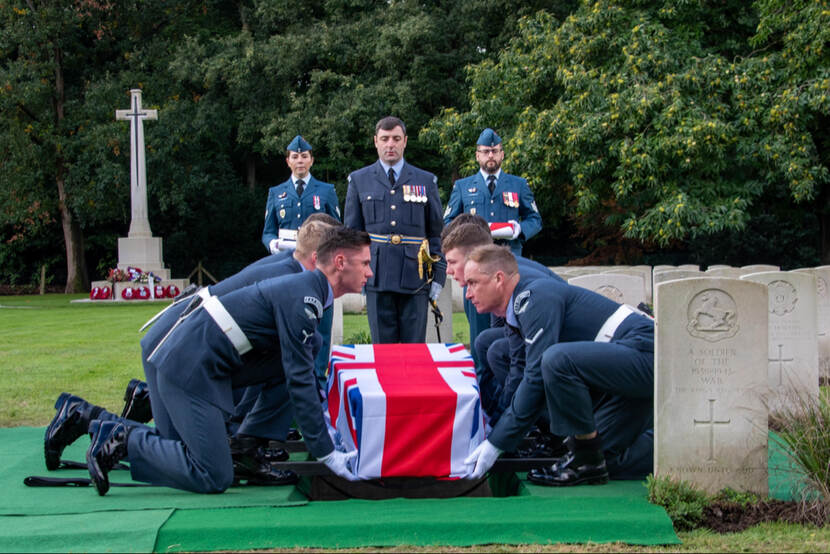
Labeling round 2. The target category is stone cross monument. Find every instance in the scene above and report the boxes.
[114,89,169,279]
[116,88,157,238]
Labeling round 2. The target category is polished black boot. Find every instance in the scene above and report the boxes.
[86,420,129,496]
[229,435,289,463]
[527,437,609,487]
[232,453,298,486]
[44,393,102,471]
[286,428,302,441]
[517,430,569,459]
[120,379,152,423]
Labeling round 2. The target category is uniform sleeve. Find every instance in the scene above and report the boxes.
[426,174,447,287]
[326,185,341,222]
[517,180,542,241]
[275,296,334,458]
[343,175,364,231]
[443,182,463,226]
[497,327,526,414]
[262,189,278,251]
[488,289,565,452]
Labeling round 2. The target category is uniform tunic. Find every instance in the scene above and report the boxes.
[261,176,340,250]
[344,161,446,342]
[126,270,334,493]
[487,277,654,479]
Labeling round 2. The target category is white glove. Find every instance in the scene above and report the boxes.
[464,439,502,479]
[319,449,359,481]
[269,239,280,255]
[277,238,297,251]
[429,281,443,302]
[508,220,522,240]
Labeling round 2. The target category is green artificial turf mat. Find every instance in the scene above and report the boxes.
[155,493,679,551]
[0,509,174,553]
[0,426,307,516]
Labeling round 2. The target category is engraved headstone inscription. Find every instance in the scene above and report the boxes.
[655,278,769,494]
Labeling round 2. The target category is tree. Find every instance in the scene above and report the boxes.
[421,0,829,263]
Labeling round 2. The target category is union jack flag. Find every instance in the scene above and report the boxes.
[326,343,484,479]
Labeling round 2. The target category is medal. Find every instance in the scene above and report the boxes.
[403,185,411,202]
[313,195,321,210]
[278,192,287,199]
[470,207,477,215]
[279,209,286,219]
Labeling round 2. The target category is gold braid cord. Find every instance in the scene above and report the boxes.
[417,239,441,281]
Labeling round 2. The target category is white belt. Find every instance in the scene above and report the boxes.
[202,296,252,355]
[594,304,643,342]
[197,287,212,300]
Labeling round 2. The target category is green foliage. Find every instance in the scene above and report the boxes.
[714,487,760,509]
[422,0,830,256]
[770,389,830,505]
[343,329,372,345]
[646,473,709,531]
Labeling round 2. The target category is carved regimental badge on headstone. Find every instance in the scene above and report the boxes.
[596,285,624,303]
[768,280,797,316]
[686,289,739,342]
[655,278,769,495]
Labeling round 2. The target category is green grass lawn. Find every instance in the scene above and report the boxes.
[0,294,470,426]
[2,294,829,552]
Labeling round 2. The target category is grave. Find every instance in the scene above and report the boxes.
[793,266,830,381]
[653,269,704,285]
[740,271,819,412]
[568,273,646,307]
[654,277,769,494]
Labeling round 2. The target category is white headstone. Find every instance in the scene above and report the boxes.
[654,278,769,494]
[740,271,819,412]
[604,266,653,304]
[653,269,704,285]
[332,295,344,345]
[742,264,780,273]
[568,273,646,307]
[705,267,746,279]
[793,267,830,382]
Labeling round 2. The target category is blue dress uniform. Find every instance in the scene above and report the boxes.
[443,129,542,257]
[473,257,563,422]
[344,160,446,343]
[486,277,654,479]
[128,270,335,493]
[261,175,340,249]
[140,254,308,445]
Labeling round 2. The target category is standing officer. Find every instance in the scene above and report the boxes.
[344,116,446,343]
[261,135,341,254]
[462,245,654,485]
[443,128,542,257]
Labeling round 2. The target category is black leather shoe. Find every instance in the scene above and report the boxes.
[86,420,129,496]
[517,433,569,459]
[229,435,289,463]
[527,449,609,487]
[232,454,298,486]
[286,428,302,441]
[121,379,152,423]
[44,393,95,470]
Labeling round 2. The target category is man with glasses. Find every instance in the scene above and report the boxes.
[443,128,542,364]
[443,128,542,257]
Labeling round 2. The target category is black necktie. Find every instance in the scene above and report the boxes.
[296,179,305,197]
[388,168,396,188]
[487,175,496,195]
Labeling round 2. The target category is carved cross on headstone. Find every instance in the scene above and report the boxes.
[693,398,731,462]
[768,343,794,386]
[116,89,157,239]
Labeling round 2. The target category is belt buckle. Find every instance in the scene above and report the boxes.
[391,234,402,245]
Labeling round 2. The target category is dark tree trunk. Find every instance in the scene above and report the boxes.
[53,46,89,292]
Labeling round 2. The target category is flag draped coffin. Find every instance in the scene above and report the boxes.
[326,343,484,479]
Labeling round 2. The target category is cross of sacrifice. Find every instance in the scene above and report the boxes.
[693,398,731,462]
[116,89,158,238]
[768,343,794,386]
